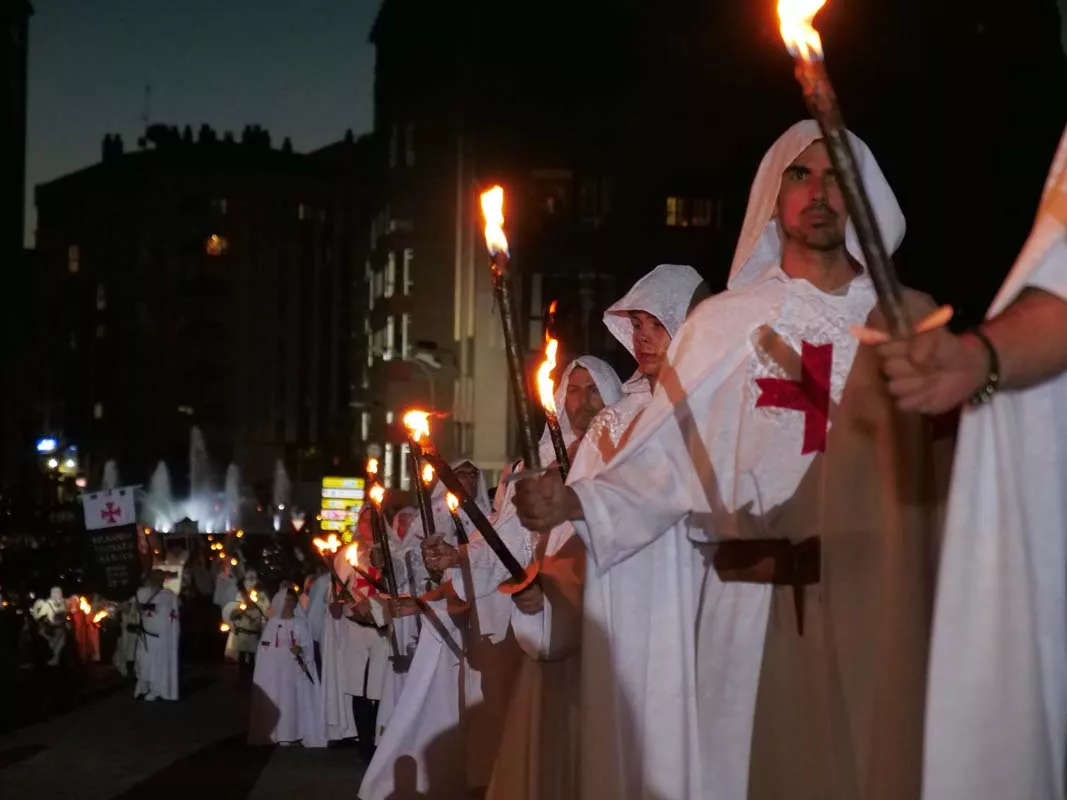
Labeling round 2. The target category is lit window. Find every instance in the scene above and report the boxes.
[405,123,415,168]
[177,405,195,416]
[402,248,414,295]
[401,313,412,360]
[93,403,103,420]
[385,252,396,298]
[361,411,370,440]
[96,324,105,339]
[96,284,106,311]
[386,411,395,425]
[692,198,714,228]
[384,443,395,489]
[68,245,80,274]
[383,316,395,360]
[374,270,384,300]
[298,202,307,221]
[400,443,411,490]
[211,198,228,215]
[206,234,228,256]
[665,197,679,227]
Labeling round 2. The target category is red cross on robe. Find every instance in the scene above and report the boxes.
[354,565,382,598]
[755,340,833,455]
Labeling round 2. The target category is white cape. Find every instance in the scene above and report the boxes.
[134,586,180,701]
[923,125,1067,800]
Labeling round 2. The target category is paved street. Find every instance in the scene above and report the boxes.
[0,665,367,799]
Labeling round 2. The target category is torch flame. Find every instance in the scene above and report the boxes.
[313,534,342,555]
[479,185,509,257]
[366,457,379,476]
[79,597,91,615]
[250,590,259,603]
[537,336,560,415]
[345,543,359,567]
[92,609,108,625]
[446,493,460,513]
[219,622,230,633]
[421,463,435,484]
[777,0,826,61]
[370,485,385,506]
[403,410,432,443]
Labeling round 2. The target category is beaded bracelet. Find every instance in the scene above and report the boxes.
[969,328,1000,405]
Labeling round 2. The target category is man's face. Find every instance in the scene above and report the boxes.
[630,311,671,380]
[564,367,605,436]
[776,140,847,252]
[455,465,479,499]
[283,592,297,617]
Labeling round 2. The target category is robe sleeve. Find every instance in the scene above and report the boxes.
[571,415,695,576]
[1025,236,1067,301]
[450,511,532,603]
[510,525,586,660]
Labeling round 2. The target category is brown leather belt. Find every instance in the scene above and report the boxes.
[713,537,821,635]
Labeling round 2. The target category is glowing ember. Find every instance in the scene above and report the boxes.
[537,336,560,414]
[421,463,434,484]
[250,590,259,603]
[314,534,342,555]
[403,410,432,443]
[230,557,238,566]
[239,602,247,611]
[479,185,509,257]
[370,485,385,506]
[446,493,460,513]
[92,609,109,625]
[219,622,230,633]
[778,0,827,61]
[367,457,379,476]
[78,597,92,615]
[345,543,359,567]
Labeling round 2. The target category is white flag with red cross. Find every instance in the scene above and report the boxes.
[83,487,136,531]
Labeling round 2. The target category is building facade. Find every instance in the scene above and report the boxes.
[34,125,371,500]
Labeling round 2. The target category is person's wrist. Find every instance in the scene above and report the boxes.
[964,328,1000,404]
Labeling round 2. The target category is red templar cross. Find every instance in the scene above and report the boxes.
[755,341,833,454]
[101,501,123,524]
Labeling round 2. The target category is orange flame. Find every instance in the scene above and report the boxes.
[446,492,460,513]
[219,622,230,633]
[78,596,91,615]
[403,410,432,443]
[344,543,359,567]
[366,457,379,476]
[313,533,342,555]
[92,609,109,625]
[249,590,259,604]
[778,0,826,61]
[479,186,509,257]
[537,336,560,415]
[421,463,434,484]
[370,485,385,506]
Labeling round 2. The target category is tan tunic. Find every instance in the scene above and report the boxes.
[747,290,954,800]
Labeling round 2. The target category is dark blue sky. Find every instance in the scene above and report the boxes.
[25,0,382,244]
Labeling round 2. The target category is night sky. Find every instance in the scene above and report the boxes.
[25,0,382,245]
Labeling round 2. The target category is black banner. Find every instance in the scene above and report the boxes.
[88,525,141,600]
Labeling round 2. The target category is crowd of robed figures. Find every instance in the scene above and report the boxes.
[133,116,1067,800]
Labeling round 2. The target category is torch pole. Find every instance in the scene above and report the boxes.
[544,411,570,480]
[794,57,911,338]
[369,501,400,598]
[490,252,541,470]
[407,442,436,538]
[418,446,526,583]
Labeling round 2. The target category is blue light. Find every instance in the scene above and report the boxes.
[36,438,57,454]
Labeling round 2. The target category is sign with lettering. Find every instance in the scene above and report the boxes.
[88,525,141,599]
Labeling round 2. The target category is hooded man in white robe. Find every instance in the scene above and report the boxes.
[134,569,180,702]
[423,355,624,800]
[249,582,326,747]
[358,461,492,800]
[515,120,949,799]
[879,123,1067,800]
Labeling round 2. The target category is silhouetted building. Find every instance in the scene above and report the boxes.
[0,1,33,493]
[34,125,372,495]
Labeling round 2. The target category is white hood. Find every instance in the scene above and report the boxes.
[729,119,906,290]
[604,264,706,357]
[538,355,623,465]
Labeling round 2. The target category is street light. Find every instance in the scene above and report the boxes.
[410,352,441,410]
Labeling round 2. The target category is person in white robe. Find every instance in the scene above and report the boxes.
[469,355,624,800]
[320,547,362,744]
[134,569,180,701]
[31,586,68,667]
[113,595,139,677]
[514,121,944,799]
[358,462,492,800]
[249,583,327,747]
[879,123,1067,800]
[223,585,269,679]
[304,563,331,671]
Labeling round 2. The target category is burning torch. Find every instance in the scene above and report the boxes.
[776,0,910,337]
[479,186,541,470]
[536,308,570,479]
[402,411,437,539]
